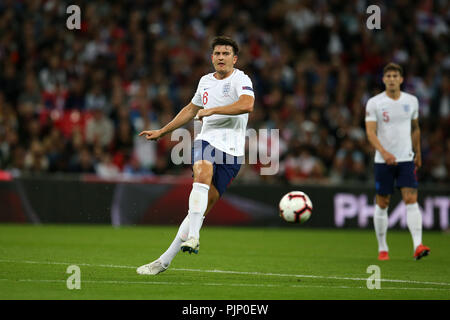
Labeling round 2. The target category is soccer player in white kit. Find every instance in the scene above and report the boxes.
[136,36,255,275]
[365,63,430,261]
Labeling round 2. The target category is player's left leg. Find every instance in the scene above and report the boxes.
[398,161,430,260]
[401,187,430,259]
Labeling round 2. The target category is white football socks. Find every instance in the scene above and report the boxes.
[187,182,210,240]
[159,214,205,267]
[406,202,422,250]
[374,205,389,252]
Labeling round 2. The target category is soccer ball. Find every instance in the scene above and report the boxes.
[279,191,313,224]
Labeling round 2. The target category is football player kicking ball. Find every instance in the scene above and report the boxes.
[136,36,254,275]
[365,63,430,261]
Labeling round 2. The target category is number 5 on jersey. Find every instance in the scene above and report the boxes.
[203,92,208,105]
[383,111,389,122]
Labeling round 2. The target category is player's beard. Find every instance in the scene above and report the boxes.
[215,64,233,78]
[386,84,400,95]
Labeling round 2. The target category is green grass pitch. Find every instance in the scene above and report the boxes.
[0,224,449,300]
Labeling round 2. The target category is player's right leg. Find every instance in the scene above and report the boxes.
[375,194,390,260]
[373,163,395,260]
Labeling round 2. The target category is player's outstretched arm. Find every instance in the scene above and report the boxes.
[366,121,397,165]
[195,95,254,121]
[139,102,202,141]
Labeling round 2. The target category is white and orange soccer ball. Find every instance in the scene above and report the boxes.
[279,191,313,224]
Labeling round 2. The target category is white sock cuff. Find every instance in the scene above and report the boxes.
[375,204,388,217]
[193,182,210,191]
[406,203,420,211]
[189,183,209,214]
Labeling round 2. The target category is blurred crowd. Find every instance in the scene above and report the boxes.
[0,0,449,186]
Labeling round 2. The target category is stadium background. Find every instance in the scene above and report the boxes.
[0,0,449,229]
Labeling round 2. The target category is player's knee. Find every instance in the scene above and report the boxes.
[193,160,213,184]
[376,195,390,209]
[402,188,418,205]
[403,194,417,205]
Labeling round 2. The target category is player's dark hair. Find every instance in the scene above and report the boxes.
[211,36,239,56]
[383,63,403,76]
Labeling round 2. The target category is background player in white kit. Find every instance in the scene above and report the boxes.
[136,36,255,275]
[365,63,430,261]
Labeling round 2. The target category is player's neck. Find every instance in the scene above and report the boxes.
[214,68,234,80]
[385,89,401,100]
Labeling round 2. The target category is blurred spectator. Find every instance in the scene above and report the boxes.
[95,152,120,178]
[85,107,114,148]
[283,145,326,183]
[43,127,67,172]
[18,74,42,107]
[69,146,95,174]
[24,140,49,173]
[123,153,152,176]
[331,138,367,182]
[65,78,86,110]
[85,84,109,113]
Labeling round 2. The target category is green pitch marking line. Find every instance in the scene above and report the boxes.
[1,259,449,288]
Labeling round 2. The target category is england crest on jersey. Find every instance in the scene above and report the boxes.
[223,83,231,96]
[403,104,410,112]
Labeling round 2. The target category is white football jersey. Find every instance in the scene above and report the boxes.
[365,91,419,163]
[191,68,254,156]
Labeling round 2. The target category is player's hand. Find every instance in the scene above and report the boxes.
[194,109,213,121]
[138,129,163,141]
[381,150,397,165]
[414,154,422,170]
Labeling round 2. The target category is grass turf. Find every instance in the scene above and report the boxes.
[0,224,449,300]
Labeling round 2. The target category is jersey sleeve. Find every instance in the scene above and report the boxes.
[365,98,377,122]
[235,73,255,98]
[191,79,203,108]
[412,96,419,120]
